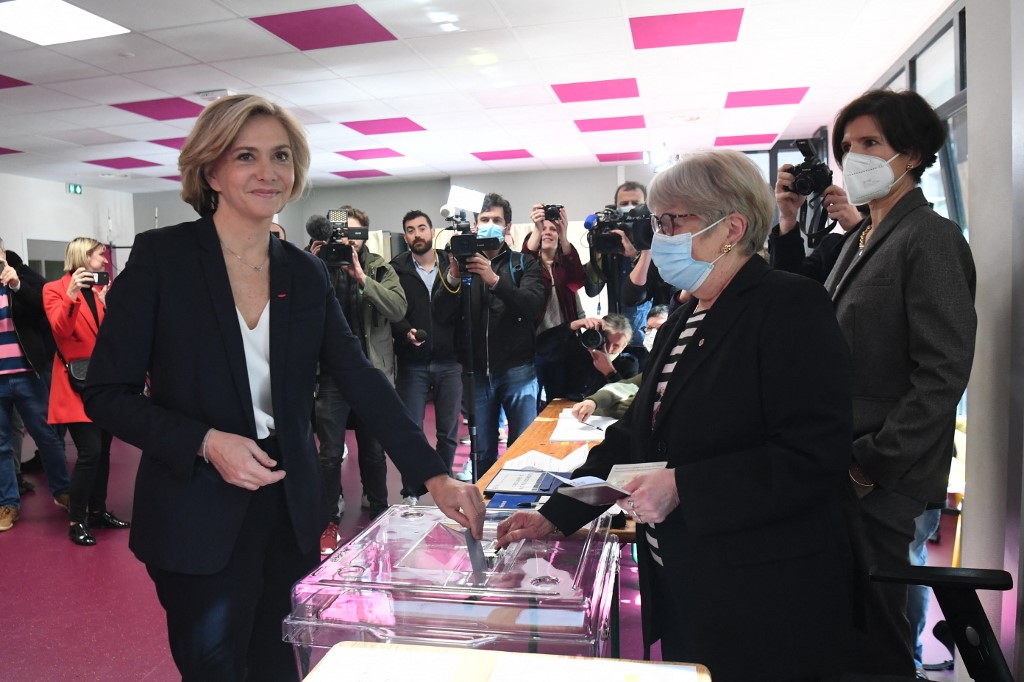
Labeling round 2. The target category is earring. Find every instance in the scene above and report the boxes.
[722,243,733,254]
[906,163,914,170]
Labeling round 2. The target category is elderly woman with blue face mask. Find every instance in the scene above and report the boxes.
[775,89,977,677]
[497,149,859,682]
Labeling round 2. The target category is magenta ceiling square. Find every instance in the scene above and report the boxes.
[0,74,30,89]
[0,147,21,155]
[714,133,777,146]
[333,169,391,179]
[575,115,645,133]
[341,118,424,135]
[113,98,205,121]
[86,157,161,170]
[151,137,187,150]
[251,5,396,51]
[337,147,403,161]
[551,78,639,103]
[472,149,533,161]
[162,175,182,182]
[596,152,644,163]
[725,87,809,108]
[631,9,743,49]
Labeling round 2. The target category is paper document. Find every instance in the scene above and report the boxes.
[464,529,486,583]
[549,409,616,442]
[550,462,668,507]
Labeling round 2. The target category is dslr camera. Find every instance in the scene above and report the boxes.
[307,209,370,268]
[584,204,653,255]
[543,204,563,222]
[578,327,607,350]
[785,139,833,196]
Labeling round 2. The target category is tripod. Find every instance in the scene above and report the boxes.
[457,263,481,484]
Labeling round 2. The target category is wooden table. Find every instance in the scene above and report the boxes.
[476,399,637,543]
[304,641,713,681]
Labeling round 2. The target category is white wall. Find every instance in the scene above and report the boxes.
[0,172,134,267]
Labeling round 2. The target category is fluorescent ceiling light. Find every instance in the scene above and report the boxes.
[0,0,129,46]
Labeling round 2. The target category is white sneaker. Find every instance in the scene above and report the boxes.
[336,495,345,517]
[342,443,348,461]
[455,462,473,482]
[361,494,370,509]
[403,495,419,506]
[498,429,508,444]
[459,435,471,445]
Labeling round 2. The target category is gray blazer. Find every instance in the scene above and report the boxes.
[825,187,976,504]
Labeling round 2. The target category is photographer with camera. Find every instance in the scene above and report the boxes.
[769,139,864,284]
[583,181,652,346]
[437,193,545,482]
[563,313,638,401]
[307,206,408,553]
[523,202,586,407]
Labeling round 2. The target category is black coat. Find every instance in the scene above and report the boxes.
[83,217,447,574]
[390,249,458,364]
[541,256,856,681]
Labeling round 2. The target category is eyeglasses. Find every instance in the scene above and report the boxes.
[650,212,703,235]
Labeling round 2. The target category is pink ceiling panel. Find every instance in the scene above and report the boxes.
[333,169,391,179]
[0,147,21,155]
[86,157,161,169]
[714,133,778,146]
[113,98,205,121]
[251,5,396,51]
[596,152,644,163]
[0,74,30,89]
[162,175,182,182]
[551,78,639,103]
[631,9,743,49]
[337,148,403,160]
[151,137,187,150]
[341,118,424,135]
[725,87,809,108]
[472,150,533,161]
[575,115,645,133]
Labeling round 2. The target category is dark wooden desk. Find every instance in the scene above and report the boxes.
[477,399,637,543]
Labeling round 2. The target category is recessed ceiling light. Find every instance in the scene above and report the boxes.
[0,0,129,46]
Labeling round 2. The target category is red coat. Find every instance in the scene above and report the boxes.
[43,273,105,424]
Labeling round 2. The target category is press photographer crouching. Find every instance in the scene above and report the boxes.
[562,314,638,401]
[306,206,408,552]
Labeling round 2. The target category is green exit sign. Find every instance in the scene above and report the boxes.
[66,183,82,195]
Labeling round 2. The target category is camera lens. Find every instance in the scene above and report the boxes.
[579,327,606,350]
[543,205,562,222]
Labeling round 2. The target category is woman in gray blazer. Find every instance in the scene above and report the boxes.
[777,89,977,677]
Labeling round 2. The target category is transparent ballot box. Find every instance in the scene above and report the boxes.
[284,506,619,677]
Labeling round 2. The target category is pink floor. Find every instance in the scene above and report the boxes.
[0,406,957,680]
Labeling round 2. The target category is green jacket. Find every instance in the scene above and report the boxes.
[587,373,642,419]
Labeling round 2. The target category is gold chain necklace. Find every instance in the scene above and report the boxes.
[220,240,267,272]
[858,225,873,252]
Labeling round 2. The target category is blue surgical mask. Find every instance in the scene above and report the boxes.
[476,224,505,241]
[649,216,728,292]
[617,204,638,216]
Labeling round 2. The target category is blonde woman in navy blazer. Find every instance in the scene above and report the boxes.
[83,94,484,682]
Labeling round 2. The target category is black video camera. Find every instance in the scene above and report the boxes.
[444,209,500,266]
[584,204,653,255]
[785,139,833,196]
[309,209,370,268]
[543,204,563,222]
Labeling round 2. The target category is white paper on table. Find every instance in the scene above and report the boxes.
[503,447,588,473]
[549,409,616,442]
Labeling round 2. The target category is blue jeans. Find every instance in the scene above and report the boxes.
[908,507,942,667]
[468,363,538,474]
[0,372,70,508]
[396,359,462,495]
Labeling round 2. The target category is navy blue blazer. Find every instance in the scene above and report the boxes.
[84,216,446,574]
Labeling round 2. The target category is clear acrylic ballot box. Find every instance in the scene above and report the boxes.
[284,506,619,677]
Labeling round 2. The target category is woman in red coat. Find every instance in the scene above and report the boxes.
[43,238,129,546]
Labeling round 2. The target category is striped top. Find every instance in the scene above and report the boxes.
[646,307,705,566]
[0,285,31,376]
[651,309,705,425]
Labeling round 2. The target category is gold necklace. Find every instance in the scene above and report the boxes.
[858,225,873,251]
[220,240,267,272]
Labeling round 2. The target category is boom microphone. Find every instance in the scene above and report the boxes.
[305,214,332,241]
